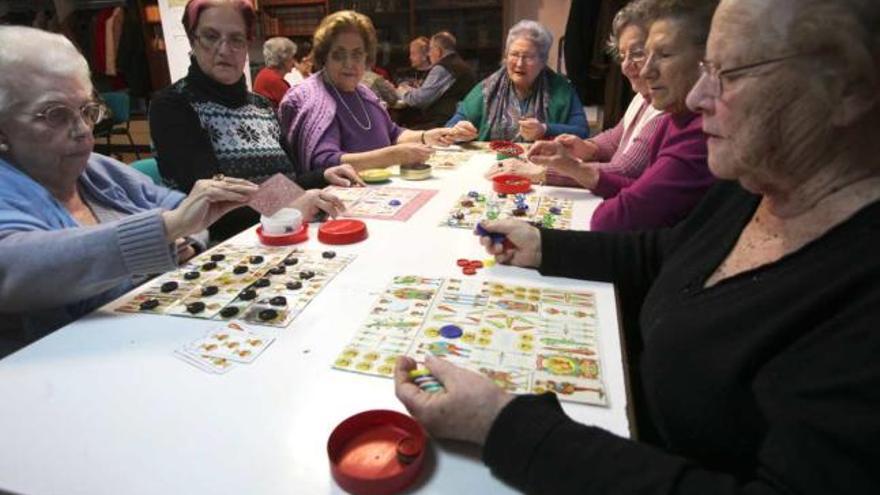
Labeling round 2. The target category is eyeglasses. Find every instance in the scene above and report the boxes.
[194,31,248,52]
[33,101,106,128]
[328,50,367,65]
[698,54,801,96]
[617,48,646,65]
[507,52,539,64]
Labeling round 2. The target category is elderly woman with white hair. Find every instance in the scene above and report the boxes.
[254,36,298,108]
[0,26,259,357]
[446,20,588,142]
[396,0,880,493]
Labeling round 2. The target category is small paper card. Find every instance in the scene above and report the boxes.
[249,173,305,216]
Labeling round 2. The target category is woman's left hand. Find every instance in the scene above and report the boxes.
[394,354,513,446]
[518,118,548,141]
[324,164,365,187]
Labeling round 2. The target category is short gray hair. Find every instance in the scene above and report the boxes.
[505,20,553,64]
[0,26,91,115]
[607,0,652,60]
[262,37,297,69]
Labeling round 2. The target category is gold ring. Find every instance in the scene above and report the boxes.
[213,173,225,181]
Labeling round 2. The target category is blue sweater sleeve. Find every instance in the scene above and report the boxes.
[546,91,589,138]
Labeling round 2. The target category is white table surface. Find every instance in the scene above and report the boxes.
[0,151,630,495]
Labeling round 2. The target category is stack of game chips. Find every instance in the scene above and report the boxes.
[409,368,445,394]
[512,194,529,216]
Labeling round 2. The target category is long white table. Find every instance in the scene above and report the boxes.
[0,150,630,495]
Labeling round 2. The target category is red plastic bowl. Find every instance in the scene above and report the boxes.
[489,140,524,156]
[328,410,427,495]
[492,174,532,194]
[256,223,308,246]
[318,219,368,245]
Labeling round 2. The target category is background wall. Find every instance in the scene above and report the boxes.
[504,0,572,73]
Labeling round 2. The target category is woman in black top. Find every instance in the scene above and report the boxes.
[150,0,360,241]
[394,1,880,493]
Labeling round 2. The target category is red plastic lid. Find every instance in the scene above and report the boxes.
[319,219,368,245]
[256,223,308,246]
[328,410,427,495]
[492,174,532,194]
[489,140,524,156]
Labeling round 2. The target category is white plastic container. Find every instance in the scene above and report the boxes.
[260,208,303,236]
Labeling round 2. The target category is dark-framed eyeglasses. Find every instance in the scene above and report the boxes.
[33,101,107,128]
[194,31,248,52]
[698,54,801,96]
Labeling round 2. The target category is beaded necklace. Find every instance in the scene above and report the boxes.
[329,80,372,131]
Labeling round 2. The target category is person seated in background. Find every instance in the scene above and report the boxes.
[446,20,588,142]
[284,41,313,86]
[150,0,360,242]
[545,0,665,187]
[0,26,259,357]
[396,1,880,493]
[395,36,432,89]
[253,36,297,108]
[278,10,472,173]
[529,0,715,232]
[396,31,477,130]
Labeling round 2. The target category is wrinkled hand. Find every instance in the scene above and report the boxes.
[518,118,547,142]
[448,120,478,142]
[291,189,346,221]
[324,164,365,187]
[174,238,197,263]
[477,219,542,267]
[394,355,513,445]
[555,134,598,161]
[423,127,456,147]
[391,142,434,165]
[162,177,257,241]
[483,157,545,183]
[527,140,581,172]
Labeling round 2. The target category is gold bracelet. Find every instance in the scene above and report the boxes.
[420,131,426,145]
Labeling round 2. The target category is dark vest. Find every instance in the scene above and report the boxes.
[416,52,476,129]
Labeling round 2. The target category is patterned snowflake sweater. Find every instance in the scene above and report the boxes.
[150,58,327,241]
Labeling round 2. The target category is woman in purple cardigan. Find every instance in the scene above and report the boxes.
[278,11,472,174]
[529,1,714,232]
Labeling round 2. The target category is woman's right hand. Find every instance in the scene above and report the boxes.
[390,143,434,165]
[477,219,542,268]
[291,189,346,221]
[555,134,598,161]
[162,177,258,241]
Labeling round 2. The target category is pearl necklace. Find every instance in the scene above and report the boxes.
[329,81,372,131]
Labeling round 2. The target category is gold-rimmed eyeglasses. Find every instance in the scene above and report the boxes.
[698,54,801,96]
[33,101,107,128]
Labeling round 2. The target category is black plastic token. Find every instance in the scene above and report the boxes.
[269,266,286,275]
[286,281,302,290]
[186,301,206,314]
[239,289,257,301]
[283,257,299,266]
[249,255,264,264]
[269,296,287,306]
[258,308,278,321]
[253,278,271,288]
[219,306,239,318]
[299,270,315,280]
[233,265,248,274]
[322,251,336,259]
[201,261,217,271]
[139,298,160,310]
[210,254,226,262]
[184,271,201,280]
[201,285,219,296]
[160,281,178,293]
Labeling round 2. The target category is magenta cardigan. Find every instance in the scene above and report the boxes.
[590,111,715,232]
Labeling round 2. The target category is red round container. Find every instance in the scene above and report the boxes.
[489,140,524,157]
[327,410,428,495]
[256,224,308,246]
[318,219,368,245]
[492,174,532,194]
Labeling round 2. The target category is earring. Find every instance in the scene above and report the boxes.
[0,142,9,152]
